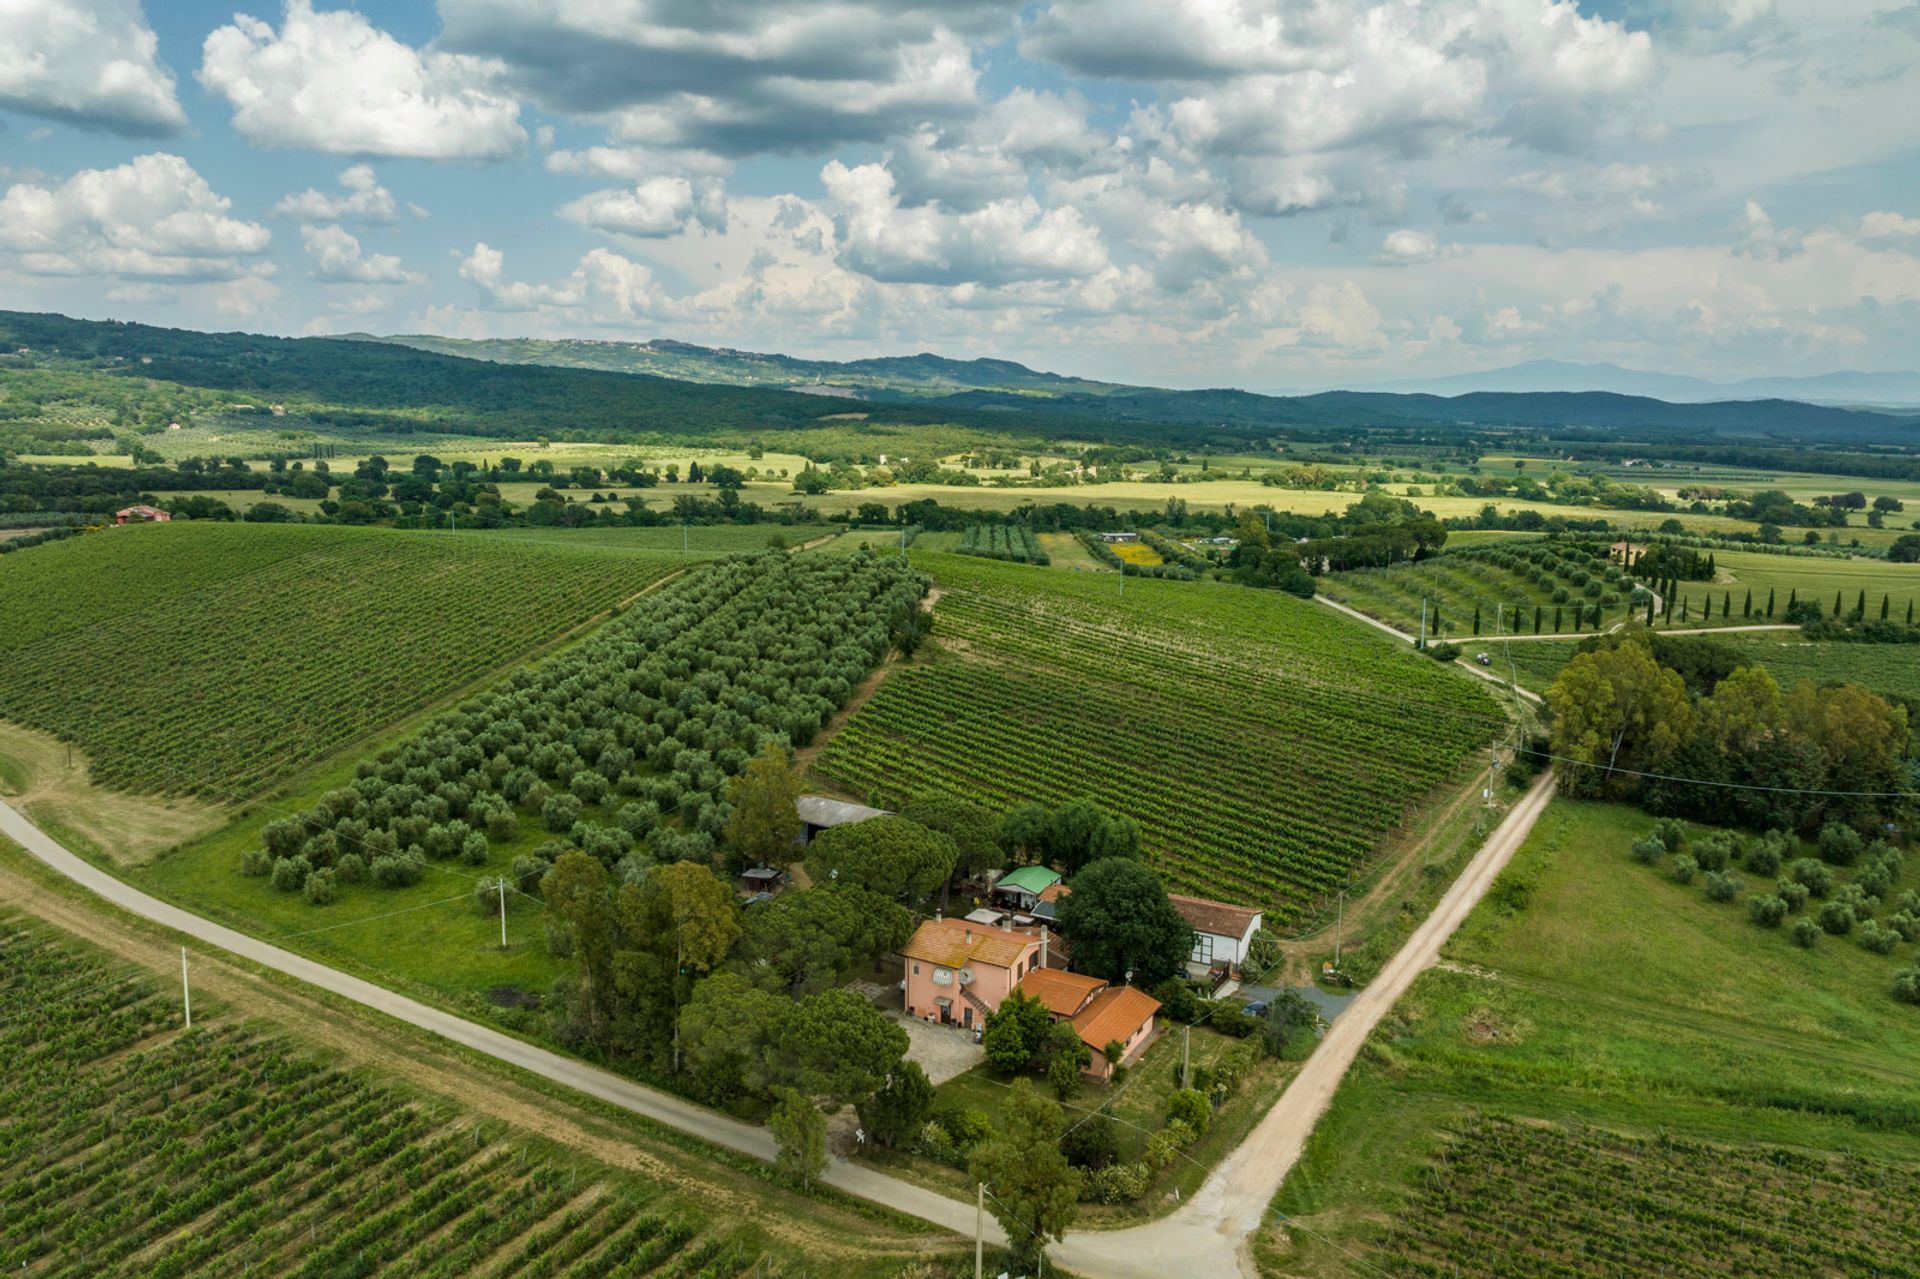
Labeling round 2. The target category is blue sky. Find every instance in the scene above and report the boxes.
[1,0,1917,389]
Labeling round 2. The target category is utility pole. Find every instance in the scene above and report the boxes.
[180,947,191,1029]
[1182,1025,1191,1090]
[1485,743,1499,808]
[497,878,508,950]
[975,1183,985,1279]
[1418,597,1427,650]
[1333,890,1344,971]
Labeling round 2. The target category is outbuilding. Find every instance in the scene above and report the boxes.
[794,794,890,844]
[1168,893,1264,974]
[114,505,171,524]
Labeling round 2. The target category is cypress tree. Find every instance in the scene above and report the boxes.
[1534,604,1543,633]
[1908,600,1914,625]
[1788,587,1797,612]
[1707,552,1717,577]
[1855,588,1866,620]
[1767,588,1776,618]
[1473,604,1482,635]
[1881,593,1890,620]
[1743,589,1752,619]
[1703,594,1713,621]
[1835,589,1844,618]
[1646,594,1656,626]
[1681,596,1690,620]
[1554,605,1563,631]
[1724,590,1732,617]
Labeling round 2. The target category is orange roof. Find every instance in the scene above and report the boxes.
[1017,967,1105,1018]
[1167,893,1262,941]
[1038,883,1071,904]
[902,917,1039,970]
[1070,985,1160,1052]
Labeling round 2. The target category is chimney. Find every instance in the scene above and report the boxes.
[965,927,973,944]
[1040,930,1049,968]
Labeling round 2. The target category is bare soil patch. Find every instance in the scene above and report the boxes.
[0,720,223,865]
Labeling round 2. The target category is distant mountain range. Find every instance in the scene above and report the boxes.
[1336,359,1920,406]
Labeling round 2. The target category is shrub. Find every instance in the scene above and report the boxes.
[1740,833,1784,877]
[1894,969,1920,1005]
[938,1108,995,1151]
[1166,1089,1212,1136]
[474,879,503,916]
[1789,858,1834,897]
[1425,642,1461,662]
[542,793,582,833]
[570,770,609,806]
[1817,823,1865,867]
[1086,1161,1151,1204]
[302,867,336,906]
[484,807,519,842]
[1060,1114,1120,1170]
[1704,871,1742,903]
[1671,855,1697,885]
[1857,862,1895,900]
[1630,835,1666,865]
[370,852,423,888]
[460,831,490,866]
[1748,895,1788,928]
[239,848,272,877]
[334,852,366,884]
[1776,879,1811,912]
[1890,912,1920,943]
[270,854,312,893]
[1858,921,1900,955]
[1653,818,1688,851]
[1790,918,1821,948]
[1817,901,1857,935]
[1691,834,1733,872]
[512,854,553,896]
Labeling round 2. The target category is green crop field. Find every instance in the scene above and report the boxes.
[0,911,929,1279]
[1474,631,1920,702]
[1261,799,1920,1279]
[0,523,689,797]
[1664,548,1920,628]
[1321,539,1643,640]
[811,552,1505,920]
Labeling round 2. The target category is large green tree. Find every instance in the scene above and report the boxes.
[731,884,913,997]
[969,1081,1082,1271]
[900,794,1005,885]
[804,815,956,900]
[722,743,803,873]
[769,1088,827,1192]
[856,1060,935,1149]
[675,971,783,1103]
[768,987,910,1106]
[1546,639,1694,797]
[1057,857,1194,987]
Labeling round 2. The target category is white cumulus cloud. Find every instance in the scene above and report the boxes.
[275,165,402,224]
[0,153,271,280]
[561,177,728,238]
[198,0,526,160]
[0,0,186,136]
[300,225,421,284]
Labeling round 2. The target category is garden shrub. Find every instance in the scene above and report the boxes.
[1631,835,1666,865]
[1704,871,1742,903]
[1858,921,1900,955]
[1817,901,1857,935]
[1166,1089,1212,1136]
[302,867,336,906]
[1748,895,1787,928]
[1776,880,1811,912]
[1790,918,1821,948]
[1790,859,1834,898]
[1817,823,1865,867]
[1672,855,1698,885]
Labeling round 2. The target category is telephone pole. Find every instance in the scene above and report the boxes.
[1182,1025,1191,1090]
[497,878,508,950]
[1418,597,1427,649]
[180,947,191,1029]
[1333,890,1344,971]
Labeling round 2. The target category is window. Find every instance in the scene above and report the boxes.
[912,963,920,976]
[1191,933,1214,964]
[933,967,953,986]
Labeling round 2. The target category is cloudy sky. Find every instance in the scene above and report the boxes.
[1,0,1917,389]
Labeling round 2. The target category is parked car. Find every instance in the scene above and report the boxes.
[1475,652,1492,666]
[1242,999,1268,1017]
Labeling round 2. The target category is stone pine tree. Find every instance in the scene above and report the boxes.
[969,1081,1082,1272]
[722,742,802,874]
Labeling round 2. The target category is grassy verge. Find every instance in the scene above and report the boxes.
[1257,797,1920,1278]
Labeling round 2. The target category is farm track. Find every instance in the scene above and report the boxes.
[1,769,1560,1279]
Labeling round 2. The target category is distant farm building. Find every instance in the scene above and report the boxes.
[1100,531,1141,544]
[794,794,889,844]
[114,505,171,524]
[1169,893,1264,974]
[991,865,1062,913]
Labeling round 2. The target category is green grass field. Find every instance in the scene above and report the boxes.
[1665,547,1920,627]
[812,551,1504,921]
[0,523,689,796]
[1260,798,1920,1278]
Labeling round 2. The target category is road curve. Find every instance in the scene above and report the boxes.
[2,773,1555,1276]
[0,798,999,1249]
[1054,772,1558,1279]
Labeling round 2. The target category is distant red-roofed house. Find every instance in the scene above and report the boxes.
[1014,967,1161,1079]
[114,505,170,524]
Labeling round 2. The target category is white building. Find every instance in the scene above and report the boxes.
[1168,893,1264,972]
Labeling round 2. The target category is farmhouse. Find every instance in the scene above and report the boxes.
[990,865,1062,912]
[794,794,889,844]
[902,916,1049,1031]
[1100,531,1141,544]
[1169,893,1264,974]
[1016,968,1161,1078]
[114,505,171,524]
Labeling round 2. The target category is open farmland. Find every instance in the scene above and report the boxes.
[0,910,931,1279]
[0,523,689,798]
[1321,539,1643,639]
[1262,800,1920,1279]
[811,552,1504,921]
[1486,631,1920,701]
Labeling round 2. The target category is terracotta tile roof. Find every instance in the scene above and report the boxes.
[1016,967,1105,1018]
[902,917,1038,970]
[1038,883,1071,904]
[1167,893,1262,941]
[1071,985,1160,1052]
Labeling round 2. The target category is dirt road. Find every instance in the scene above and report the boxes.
[2,769,1556,1277]
[1053,772,1558,1279]
[1314,595,1544,706]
